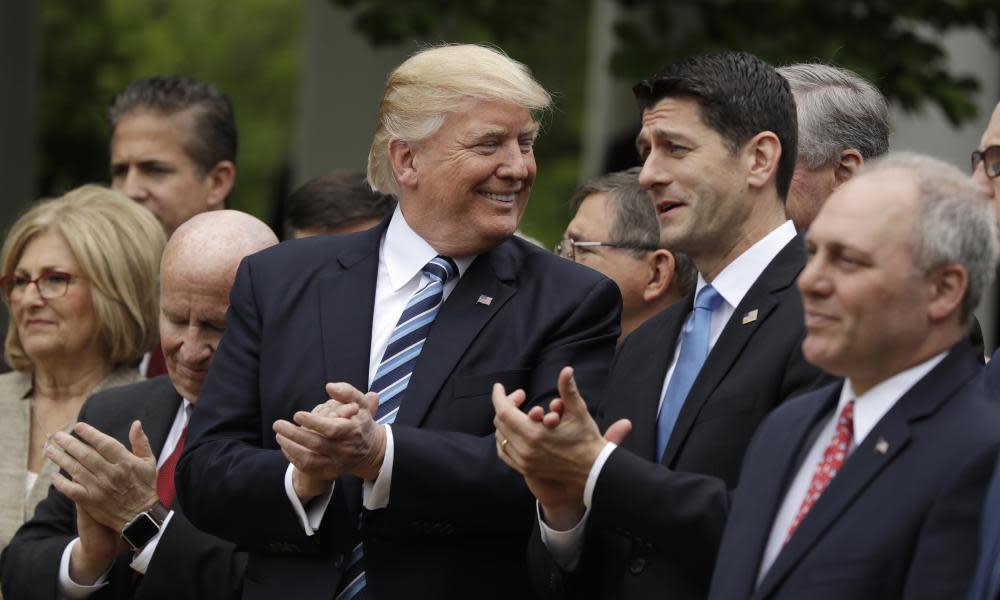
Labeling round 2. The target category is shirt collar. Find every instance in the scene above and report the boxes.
[837,351,948,446]
[695,220,797,311]
[381,205,474,291]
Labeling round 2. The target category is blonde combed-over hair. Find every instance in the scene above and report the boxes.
[1,185,166,372]
[367,43,552,196]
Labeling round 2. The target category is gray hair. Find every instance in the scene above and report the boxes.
[570,168,697,296]
[862,152,996,324]
[367,44,552,196]
[778,63,889,169]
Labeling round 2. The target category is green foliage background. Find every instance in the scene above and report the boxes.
[38,0,301,218]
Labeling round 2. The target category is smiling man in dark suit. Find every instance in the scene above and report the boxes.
[0,210,278,599]
[709,153,1000,599]
[174,44,620,600]
[493,51,830,600]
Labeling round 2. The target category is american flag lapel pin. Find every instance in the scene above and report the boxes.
[874,437,889,455]
[741,309,758,325]
[477,294,493,306]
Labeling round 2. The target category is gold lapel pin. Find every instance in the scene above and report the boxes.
[741,309,758,325]
[874,437,889,455]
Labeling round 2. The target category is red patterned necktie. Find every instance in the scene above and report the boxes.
[785,400,855,543]
[156,427,187,507]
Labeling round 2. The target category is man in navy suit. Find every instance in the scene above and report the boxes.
[175,44,621,599]
[492,51,829,599]
[709,152,1000,599]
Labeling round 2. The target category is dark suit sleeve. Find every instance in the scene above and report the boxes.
[371,276,621,536]
[177,257,353,552]
[903,445,999,600]
[0,480,80,600]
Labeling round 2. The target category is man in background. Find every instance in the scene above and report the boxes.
[777,63,889,230]
[109,76,237,237]
[557,168,694,342]
[284,170,396,239]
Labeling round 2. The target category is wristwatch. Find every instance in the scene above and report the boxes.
[121,502,170,551]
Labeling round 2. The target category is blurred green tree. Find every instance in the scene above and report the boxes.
[38,0,301,218]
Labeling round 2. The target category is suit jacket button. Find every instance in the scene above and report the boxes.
[629,557,646,574]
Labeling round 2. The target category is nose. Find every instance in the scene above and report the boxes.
[18,280,45,306]
[972,162,996,199]
[797,252,831,298]
[116,168,149,202]
[638,152,671,191]
[496,142,530,181]
[178,326,214,365]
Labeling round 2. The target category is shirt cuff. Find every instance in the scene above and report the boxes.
[584,442,617,508]
[58,538,110,599]
[284,464,335,535]
[537,501,589,571]
[363,425,394,510]
[129,510,175,574]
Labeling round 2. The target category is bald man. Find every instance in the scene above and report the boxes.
[0,211,277,600]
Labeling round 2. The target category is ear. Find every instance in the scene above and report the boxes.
[388,139,418,190]
[926,264,968,323]
[642,249,675,304]
[744,131,782,191]
[204,160,236,209]
[832,149,863,188]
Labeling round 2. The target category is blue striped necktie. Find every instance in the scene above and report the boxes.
[336,254,458,600]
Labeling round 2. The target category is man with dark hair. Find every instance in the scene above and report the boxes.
[557,168,693,342]
[493,51,829,599]
[284,171,396,239]
[777,63,890,230]
[109,76,238,236]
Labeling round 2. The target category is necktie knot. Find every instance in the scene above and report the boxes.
[423,256,458,284]
[694,284,722,312]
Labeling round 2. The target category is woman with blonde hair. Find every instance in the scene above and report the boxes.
[0,185,164,552]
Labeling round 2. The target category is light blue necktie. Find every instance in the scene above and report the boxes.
[655,284,722,461]
[336,255,458,600]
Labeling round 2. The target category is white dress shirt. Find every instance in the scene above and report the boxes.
[59,399,192,598]
[755,351,946,584]
[286,206,473,534]
[541,220,798,569]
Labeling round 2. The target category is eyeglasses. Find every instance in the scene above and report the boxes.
[554,239,657,262]
[0,271,77,301]
[971,145,1000,179]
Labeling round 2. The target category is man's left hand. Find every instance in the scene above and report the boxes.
[46,420,160,532]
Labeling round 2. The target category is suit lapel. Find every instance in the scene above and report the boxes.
[662,236,805,466]
[317,228,383,394]
[755,342,980,597]
[395,244,516,427]
[610,301,689,461]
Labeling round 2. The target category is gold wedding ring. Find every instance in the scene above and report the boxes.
[500,437,509,452]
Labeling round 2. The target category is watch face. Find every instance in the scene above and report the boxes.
[122,512,159,550]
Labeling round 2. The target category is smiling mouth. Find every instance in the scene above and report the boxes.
[480,191,518,203]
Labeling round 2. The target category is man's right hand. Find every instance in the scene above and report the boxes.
[69,504,122,585]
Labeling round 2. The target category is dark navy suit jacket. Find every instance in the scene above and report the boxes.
[175,219,621,599]
[710,340,1000,600]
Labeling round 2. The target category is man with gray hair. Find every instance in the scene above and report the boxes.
[557,168,694,342]
[778,63,889,230]
[709,152,1000,599]
[176,44,620,599]
[1,211,277,599]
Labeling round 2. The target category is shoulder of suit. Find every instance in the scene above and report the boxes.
[494,236,609,288]
[85,375,178,413]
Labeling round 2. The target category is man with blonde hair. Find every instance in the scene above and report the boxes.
[177,44,620,599]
